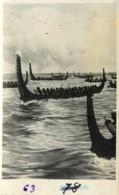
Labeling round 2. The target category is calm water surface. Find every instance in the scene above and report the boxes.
[2,74,116,179]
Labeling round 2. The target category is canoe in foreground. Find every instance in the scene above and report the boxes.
[16,54,106,102]
[87,96,116,159]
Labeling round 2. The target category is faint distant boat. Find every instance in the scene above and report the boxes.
[3,71,28,88]
[16,54,106,102]
[51,72,71,80]
[73,72,93,79]
[29,62,69,81]
[92,73,98,76]
[85,77,105,83]
[111,74,116,79]
[98,73,103,76]
[87,95,116,159]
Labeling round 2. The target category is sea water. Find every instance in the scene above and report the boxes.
[2,74,116,179]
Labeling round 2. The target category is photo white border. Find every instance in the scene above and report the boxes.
[0,0,118,194]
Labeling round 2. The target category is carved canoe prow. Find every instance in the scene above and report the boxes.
[87,96,116,159]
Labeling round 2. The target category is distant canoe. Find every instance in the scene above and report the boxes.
[51,72,71,80]
[29,62,70,81]
[3,71,28,88]
[85,77,104,83]
[73,72,93,79]
[111,75,116,79]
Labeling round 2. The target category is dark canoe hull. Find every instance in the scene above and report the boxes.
[111,75,116,79]
[3,71,28,88]
[112,77,116,79]
[29,63,69,81]
[16,55,107,102]
[73,73,93,79]
[87,96,116,159]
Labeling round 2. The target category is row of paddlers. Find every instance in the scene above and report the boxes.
[33,85,98,100]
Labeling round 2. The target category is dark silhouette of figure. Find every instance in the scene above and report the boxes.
[87,96,116,159]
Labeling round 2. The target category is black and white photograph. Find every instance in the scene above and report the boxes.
[2,1,117,182]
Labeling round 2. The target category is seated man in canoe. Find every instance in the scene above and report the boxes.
[105,111,116,136]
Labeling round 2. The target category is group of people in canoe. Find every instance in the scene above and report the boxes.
[108,80,116,88]
[85,77,103,83]
[3,81,18,88]
[34,85,98,99]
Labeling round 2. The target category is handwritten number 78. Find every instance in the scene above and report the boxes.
[63,183,81,194]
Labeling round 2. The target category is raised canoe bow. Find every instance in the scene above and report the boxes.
[24,71,28,85]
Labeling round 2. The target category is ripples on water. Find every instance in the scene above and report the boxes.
[2,74,116,179]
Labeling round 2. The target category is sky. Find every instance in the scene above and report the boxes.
[3,3,116,74]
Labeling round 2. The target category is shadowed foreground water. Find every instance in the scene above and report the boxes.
[2,74,116,179]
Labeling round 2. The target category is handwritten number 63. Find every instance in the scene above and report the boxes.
[23,184,35,193]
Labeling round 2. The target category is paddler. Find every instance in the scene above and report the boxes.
[105,111,116,136]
